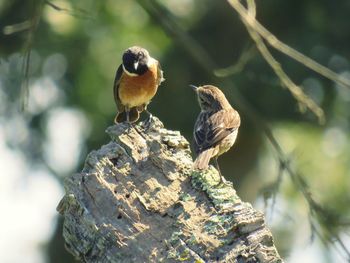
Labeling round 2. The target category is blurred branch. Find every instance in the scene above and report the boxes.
[3,20,32,35]
[20,0,44,111]
[44,0,94,19]
[135,0,350,259]
[226,0,350,89]
[243,0,349,257]
[137,0,215,73]
[243,0,325,123]
[214,44,256,77]
[260,158,286,218]
[283,159,350,259]
[18,0,93,111]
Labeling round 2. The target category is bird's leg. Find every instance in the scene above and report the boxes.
[125,107,130,123]
[213,157,223,184]
[146,110,153,121]
[125,107,133,131]
[213,157,229,186]
[143,105,153,129]
[145,109,153,124]
[122,106,147,140]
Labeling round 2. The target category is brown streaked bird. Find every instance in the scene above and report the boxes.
[192,85,241,184]
[113,46,164,124]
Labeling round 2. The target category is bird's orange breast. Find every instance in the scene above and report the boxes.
[118,63,159,107]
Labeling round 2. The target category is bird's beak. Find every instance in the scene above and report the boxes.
[133,61,139,71]
[189,84,198,91]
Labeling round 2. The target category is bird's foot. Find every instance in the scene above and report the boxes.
[125,122,134,132]
[142,113,154,130]
[215,176,232,188]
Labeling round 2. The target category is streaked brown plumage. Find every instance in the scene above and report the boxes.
[192,85,240,183]
[113,46,164,123]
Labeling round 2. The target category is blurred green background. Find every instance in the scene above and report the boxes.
[1,0,350,262]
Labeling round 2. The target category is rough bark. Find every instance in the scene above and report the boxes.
[57,117,282,263]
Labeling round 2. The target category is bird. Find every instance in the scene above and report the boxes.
[113,46,164,124]
[192,85,241,185]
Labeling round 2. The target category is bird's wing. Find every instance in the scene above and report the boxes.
[193,108,240,153]
[113,64,124,112]
[156,61,165,86]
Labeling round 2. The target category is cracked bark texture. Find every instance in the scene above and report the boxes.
[57,118,282,263]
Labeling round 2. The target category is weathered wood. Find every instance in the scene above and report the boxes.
[57,117,282,262]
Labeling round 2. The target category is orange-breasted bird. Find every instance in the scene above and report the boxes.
[113,46,164,124]
[192,85,241,184]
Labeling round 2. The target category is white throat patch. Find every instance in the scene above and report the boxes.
[122,64,139,77]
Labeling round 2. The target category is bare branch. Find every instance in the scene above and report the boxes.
[243,0,325,122]
[227,0,350,89]
[214,44,256,77]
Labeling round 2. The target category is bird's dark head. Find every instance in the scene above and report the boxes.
[192,85,231,111]
[122,46,150,76]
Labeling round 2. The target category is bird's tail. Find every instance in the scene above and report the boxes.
[193,148,214,170]
[114,108,139,124]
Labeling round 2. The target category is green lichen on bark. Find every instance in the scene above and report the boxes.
[57,117,282,262]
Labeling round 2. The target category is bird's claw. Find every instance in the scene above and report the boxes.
[215,176,232,188]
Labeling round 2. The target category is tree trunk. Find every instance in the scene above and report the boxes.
[57,118,282,263]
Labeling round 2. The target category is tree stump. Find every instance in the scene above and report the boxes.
[57,118,282,262]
